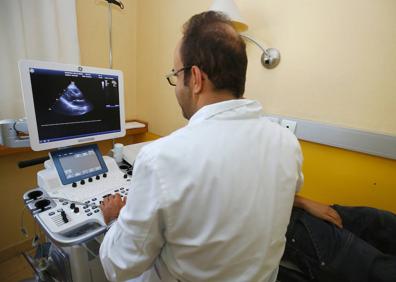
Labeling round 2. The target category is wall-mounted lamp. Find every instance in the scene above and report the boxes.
[209,0,281,69]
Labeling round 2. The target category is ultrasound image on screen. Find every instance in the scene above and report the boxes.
[51,81,93,116]
[29,68,121,143]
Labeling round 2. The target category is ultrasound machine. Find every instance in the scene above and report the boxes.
[18,60,147,282]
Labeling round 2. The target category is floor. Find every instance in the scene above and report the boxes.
[0,251,36,282]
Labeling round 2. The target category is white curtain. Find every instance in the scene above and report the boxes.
[0,0,80,119]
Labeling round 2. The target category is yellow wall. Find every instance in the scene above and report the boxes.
[242,0,396,136]
[136,0,396,136]
[300,141,396,213]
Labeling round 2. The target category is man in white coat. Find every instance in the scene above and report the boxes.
[100,11,303,282]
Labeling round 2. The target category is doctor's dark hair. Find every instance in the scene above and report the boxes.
[181,11,247,98]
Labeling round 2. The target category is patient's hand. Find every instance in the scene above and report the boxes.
[294,195,343,228]
[100,193,127,225]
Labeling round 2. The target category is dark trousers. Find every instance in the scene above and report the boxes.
[280,205,396,282]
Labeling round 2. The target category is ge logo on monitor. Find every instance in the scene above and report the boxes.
[78,66,83,71]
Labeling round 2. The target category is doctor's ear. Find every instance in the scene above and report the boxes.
[190,66,205,94]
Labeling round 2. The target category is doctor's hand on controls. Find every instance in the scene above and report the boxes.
[100,194,127,225]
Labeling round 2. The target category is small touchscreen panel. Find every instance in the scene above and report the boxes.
[51,144,107,185]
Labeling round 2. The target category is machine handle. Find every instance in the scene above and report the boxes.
[18,156,49,168]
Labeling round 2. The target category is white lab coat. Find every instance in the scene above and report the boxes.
[100,99,303,282]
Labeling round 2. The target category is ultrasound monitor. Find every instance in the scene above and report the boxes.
[19,60,125,151]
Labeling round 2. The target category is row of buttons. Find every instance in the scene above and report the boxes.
[48,187,130,221]
[85,206,100,216]
[71,173,108,188]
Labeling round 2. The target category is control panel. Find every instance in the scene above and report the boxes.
[23,145,134,246]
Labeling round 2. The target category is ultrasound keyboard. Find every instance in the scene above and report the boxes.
[23,155,133,246]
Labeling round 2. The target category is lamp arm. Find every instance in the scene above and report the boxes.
[240,34,267,55]
[240,33,281,69]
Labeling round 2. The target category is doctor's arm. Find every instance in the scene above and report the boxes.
[99,150,165,281]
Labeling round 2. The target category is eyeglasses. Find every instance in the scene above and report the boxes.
[165,66,192,86]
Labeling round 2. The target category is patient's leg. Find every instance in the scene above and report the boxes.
[283,207,396,282]
[333,205,396,255]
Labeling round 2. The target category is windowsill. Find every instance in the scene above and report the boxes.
[0,120,148,157]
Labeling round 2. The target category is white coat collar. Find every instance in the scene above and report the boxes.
[188,99,262,125]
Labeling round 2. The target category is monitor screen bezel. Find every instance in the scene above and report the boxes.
[19,60,126,151]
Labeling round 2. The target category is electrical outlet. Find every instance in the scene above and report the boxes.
[280,119,297,134]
